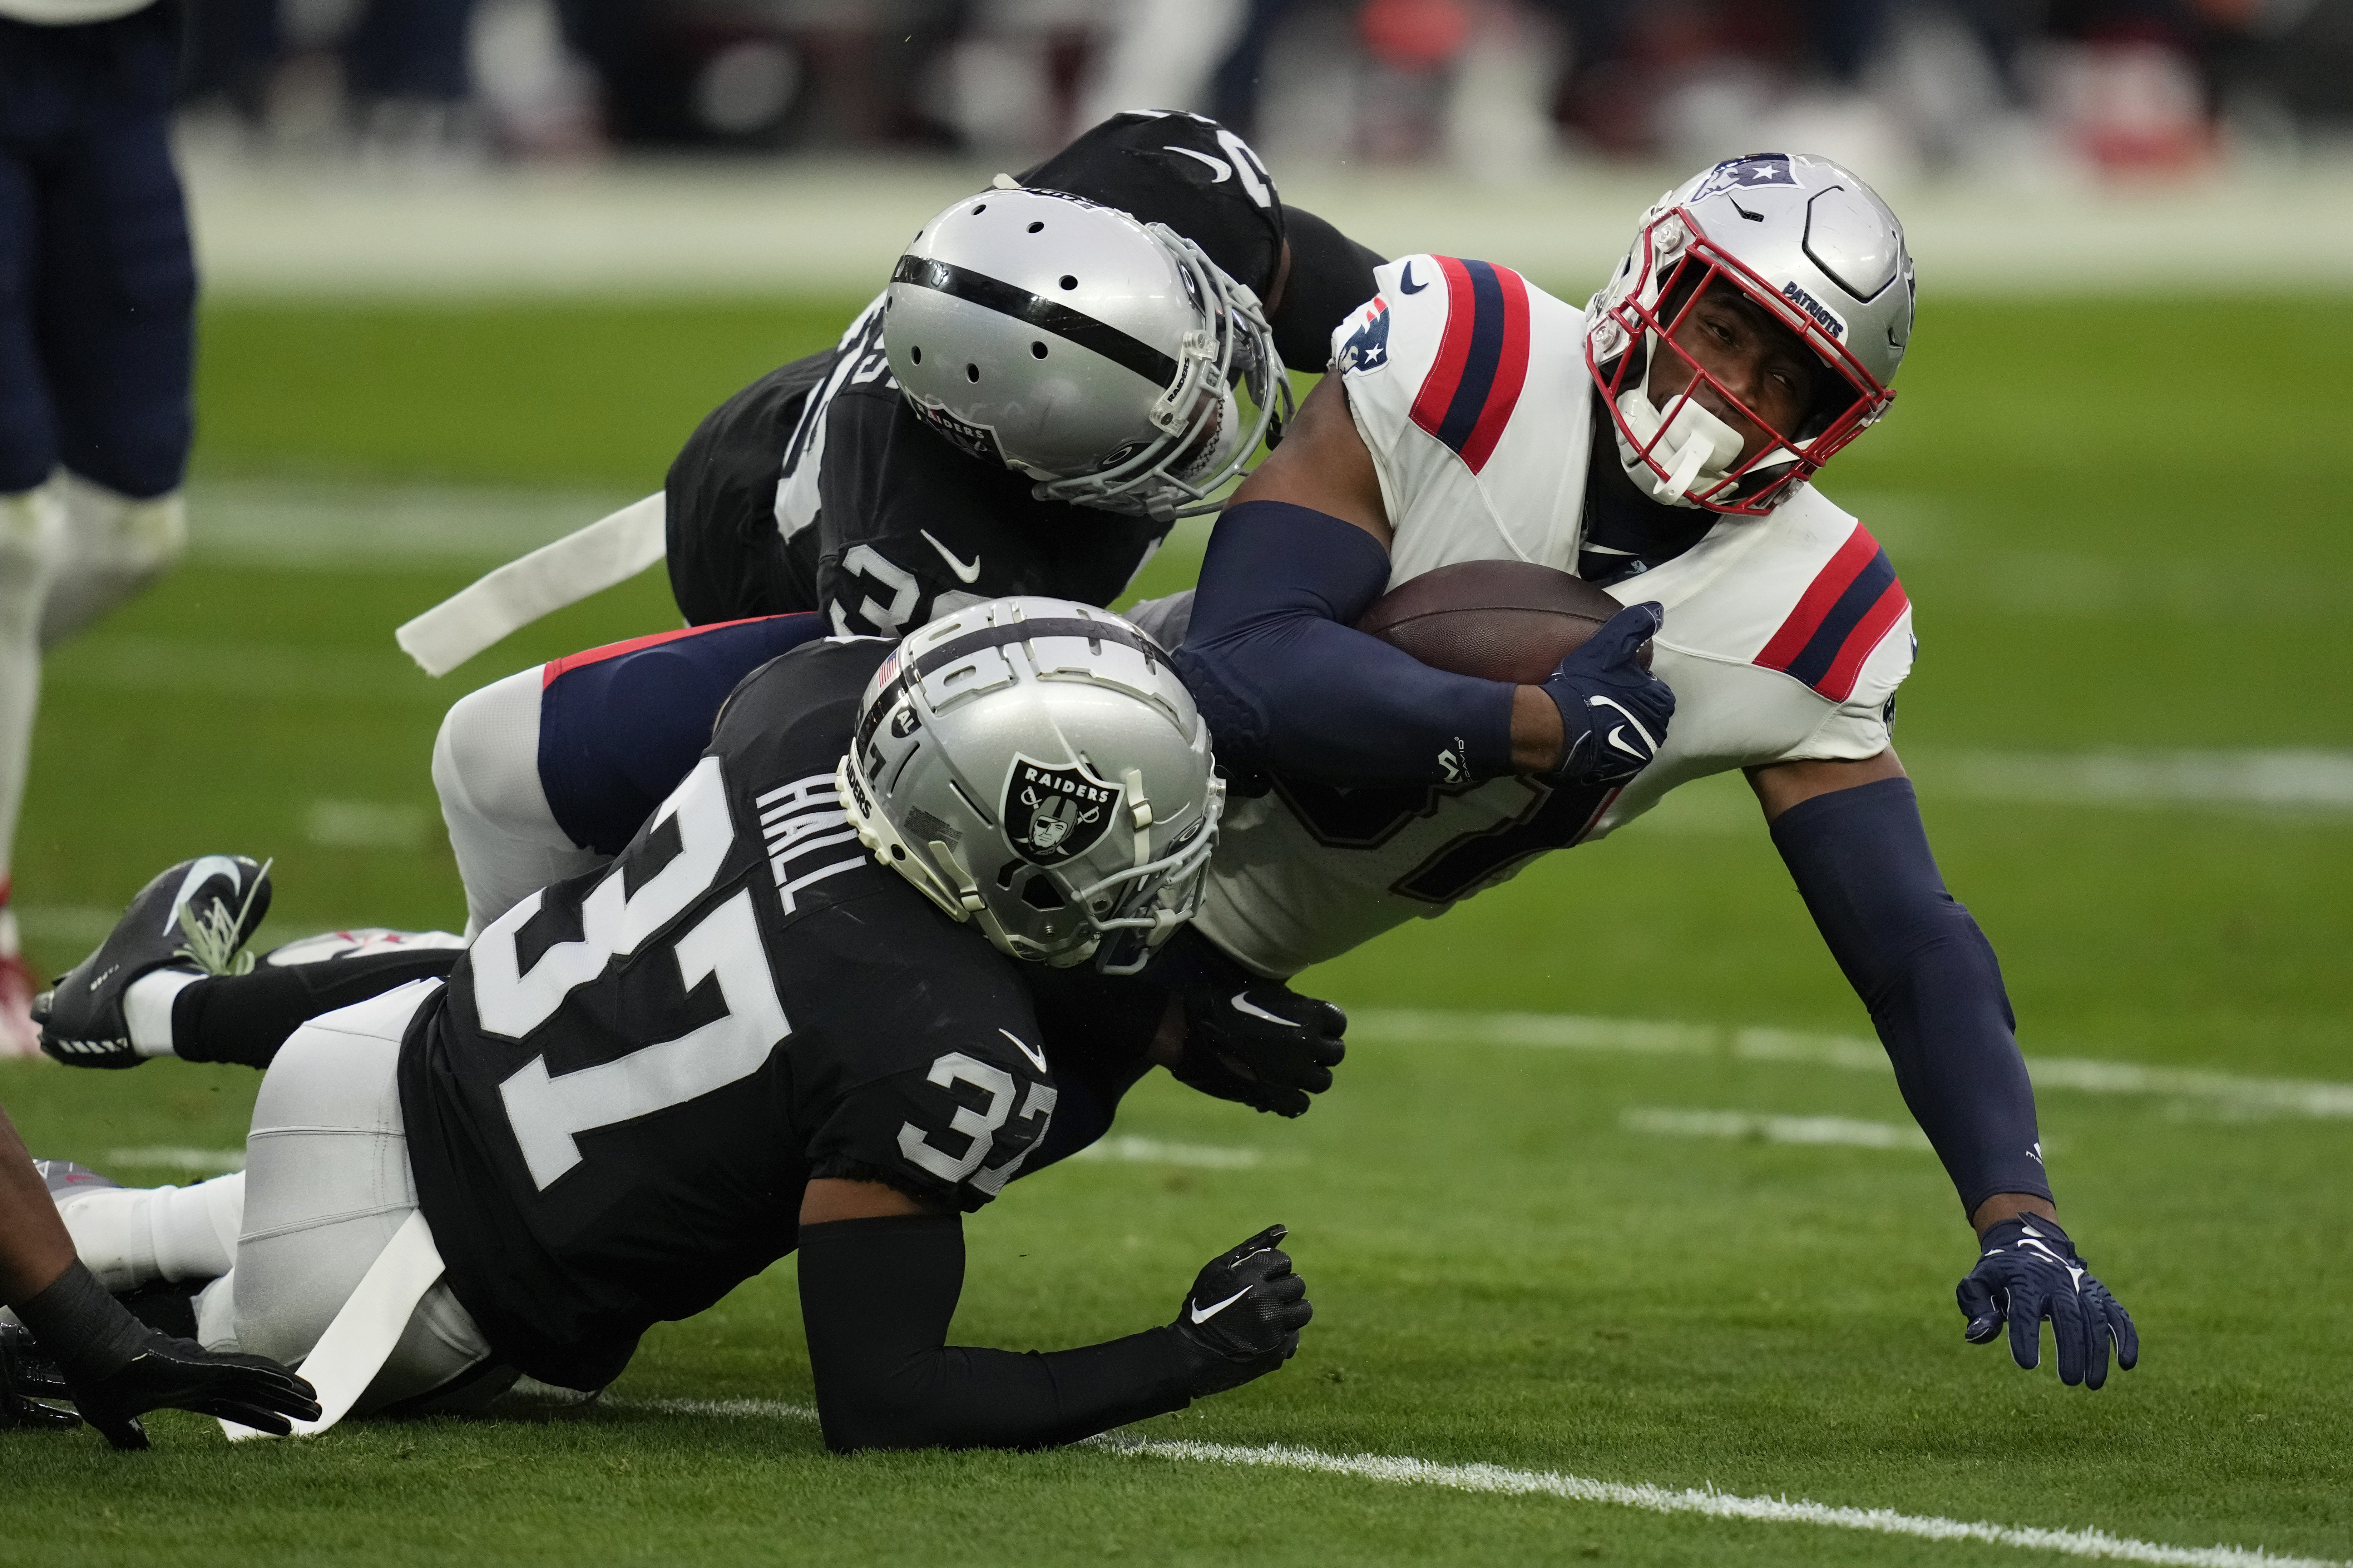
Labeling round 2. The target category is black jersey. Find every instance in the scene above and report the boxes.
[662,111,1384,636]
[397,638,1059,1391]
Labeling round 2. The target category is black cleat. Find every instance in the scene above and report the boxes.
[34,857,272,1069]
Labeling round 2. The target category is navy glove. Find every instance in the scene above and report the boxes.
[1540,601,1675,787]
[1167,1225,1312,1396]
[1173,982,1347,1118]
[1957,1214,2138,1390]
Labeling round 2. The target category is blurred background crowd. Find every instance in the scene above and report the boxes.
[172,0,2353,183]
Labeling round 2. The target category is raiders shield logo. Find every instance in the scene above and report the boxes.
[1002,756,1119,866]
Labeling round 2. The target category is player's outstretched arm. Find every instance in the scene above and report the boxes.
[0,1106,320,1444]
[796,1180,1310,1451]
[1749,754,2138,1388]
[1174,375,1666,787]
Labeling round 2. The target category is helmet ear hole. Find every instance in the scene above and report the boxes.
[1019,877,1066,912]
[910,345,922,364]
[966,363,980,383]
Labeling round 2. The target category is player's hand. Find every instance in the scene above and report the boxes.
[1539,601,1675,787]
[1168,1225,1312,1397]
[1172,983,1346,1118]
[1,1322,83,1434]
[1957,1214,2138,1390]
[60,1333,322,1449]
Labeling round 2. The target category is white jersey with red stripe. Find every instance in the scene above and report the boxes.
[1191,254,1916,978]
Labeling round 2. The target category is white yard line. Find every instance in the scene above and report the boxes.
[1066,1135,1295,1170]
[1350,1010,2353,1120]
[1621,1107,1930,1150]
[603,1397,2337,1566]
[1104,1438,2345,1568]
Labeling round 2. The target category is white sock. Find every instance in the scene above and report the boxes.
[40,473,186,649]
[55,1171,246,1292]
[125,967,205,1057]
[0,480,65,871]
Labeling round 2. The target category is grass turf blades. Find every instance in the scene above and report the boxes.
[1,294,2346,1564]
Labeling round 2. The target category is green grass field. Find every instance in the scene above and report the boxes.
[3,294,2349,1566]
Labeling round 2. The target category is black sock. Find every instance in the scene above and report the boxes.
[172,948,463,1069]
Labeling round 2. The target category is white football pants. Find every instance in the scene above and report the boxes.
[62,981,493,1415]
[432,663,609,937]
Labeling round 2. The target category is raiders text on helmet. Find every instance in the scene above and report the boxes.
[884,188,1292,520]
[839,596,1225,972]
[1585,152,1915,515]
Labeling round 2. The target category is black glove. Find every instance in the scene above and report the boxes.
[2,1321,82,1434]
[1171,982,1347,1118]
[12,1260,320,1448]
[1167,1225,1312,1397]
[1957,1214,2139,1390]
[1539,601,1675,787]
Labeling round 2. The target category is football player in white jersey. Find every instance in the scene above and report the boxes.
[1166,153,2138,1391]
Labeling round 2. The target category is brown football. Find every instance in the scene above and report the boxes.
[1356,560,1648,684]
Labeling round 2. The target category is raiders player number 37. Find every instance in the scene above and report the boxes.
[27,600,1311,1449]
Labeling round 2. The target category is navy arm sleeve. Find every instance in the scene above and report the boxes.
[538,615,829,854]
[1769,778,2053,1216]
[1171,500,1518,785]
[797,1215,1191,1452]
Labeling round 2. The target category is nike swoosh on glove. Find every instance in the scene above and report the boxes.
[1167,1225,1313,1397]
[1957,1214,2139,1390]
[1172,983,1347,1118]
[1540,601,1675,788]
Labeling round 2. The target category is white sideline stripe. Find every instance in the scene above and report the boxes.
[1349,1010,2353,1120]
[605,1397,2336,1566]
[1067,1135,1295,1170]
[1105,1439,2345,1568]
[1621,1107,1931,1151]
[104,1146,247,1173]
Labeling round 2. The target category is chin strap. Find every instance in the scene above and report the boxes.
[1613,385,1746,507]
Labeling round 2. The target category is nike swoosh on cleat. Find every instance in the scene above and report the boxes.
[921,530,983,584]
[1188,1287,1251,1324]
[1228,992,1292,1028]
[163,857,246,937]
[1399,261,1427,294]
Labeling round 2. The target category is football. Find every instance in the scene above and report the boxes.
[1355,560,1649,684]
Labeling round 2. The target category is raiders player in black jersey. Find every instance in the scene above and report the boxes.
[663,110,1385,637]
[28,601,1312,1450]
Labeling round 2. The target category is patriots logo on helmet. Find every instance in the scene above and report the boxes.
[1336,298,1391,373]
[1002,757,1119,865]
[1691,153,1798,202]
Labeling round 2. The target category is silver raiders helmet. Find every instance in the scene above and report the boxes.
[838,596,1225,973]
[1585,152,1915,515]
[883,186,1291,521]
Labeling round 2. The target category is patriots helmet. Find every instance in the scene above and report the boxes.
[884,187,1291,521]
[839,596,1225,973]
[1586,153,1914,515]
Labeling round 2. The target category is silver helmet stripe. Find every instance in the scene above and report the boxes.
[890,254,1179,390]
